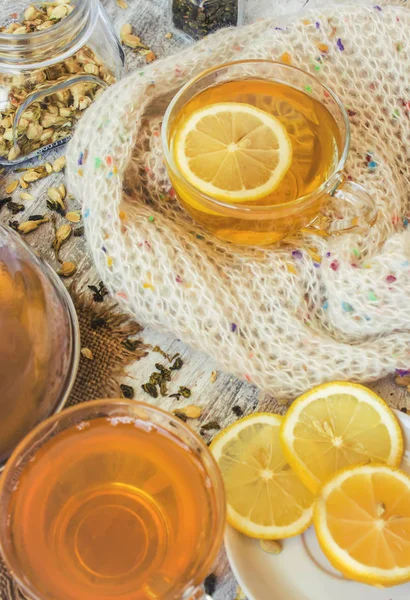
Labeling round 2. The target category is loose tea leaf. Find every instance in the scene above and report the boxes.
[232,405,244,417]
[6,201,24,214]
[201,420,220,432]
[122,338,139,351]
[178,386,191,398]
[73,226,84,237]
[159,381,168,396]
[170,357,183,370]
[204,574,217,596]
[120,384,134,399]
[90,316,107,330]
[173,412,188,422]
[141,383,158,398]
[88,281,108,302]
[0,197,11,210]
[171,0,239,40]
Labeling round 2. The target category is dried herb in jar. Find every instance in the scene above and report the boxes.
[171,0,241,41]
[0,2,117,162]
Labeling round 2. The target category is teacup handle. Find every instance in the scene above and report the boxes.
[303,176,378,236]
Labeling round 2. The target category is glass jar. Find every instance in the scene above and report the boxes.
[0,0,125,165]
[169,0,245,41]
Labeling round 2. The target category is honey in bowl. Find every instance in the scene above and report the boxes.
[0,226,77,464]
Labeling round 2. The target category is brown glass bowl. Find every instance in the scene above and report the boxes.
[0,224,79,467]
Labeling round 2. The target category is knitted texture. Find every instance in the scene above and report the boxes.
[67,1,410,400]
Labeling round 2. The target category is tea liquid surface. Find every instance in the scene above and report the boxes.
[8,417,214,600]
[171,79,342,205]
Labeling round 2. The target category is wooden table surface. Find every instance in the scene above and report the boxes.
[1,1,409,598]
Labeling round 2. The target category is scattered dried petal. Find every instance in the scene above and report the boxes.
[173,405,202,419]
[145,51,156,63]
[260,539,282,554]
[5,180,19,194]
[53,156,66,172]
[66,210,81,223]
[53,223,72,252]
[18,217,48,234]
[116,0,128,8]
[57,261,77,277]
[20,192,35,201]
[81,347,93,360]
[210,370,218,383]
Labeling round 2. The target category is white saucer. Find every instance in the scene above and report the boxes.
[225,409,410,600]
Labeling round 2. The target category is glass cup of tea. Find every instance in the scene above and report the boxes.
[162,60,377,246]
[0,399,226,600]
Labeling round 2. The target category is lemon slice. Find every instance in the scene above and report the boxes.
[280,382,404,494]
[314,463,410,587]
[173,102,292,202]
[210,413,314,539]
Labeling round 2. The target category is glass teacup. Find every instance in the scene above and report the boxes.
[0,399,226,600]
[162,60,376,246]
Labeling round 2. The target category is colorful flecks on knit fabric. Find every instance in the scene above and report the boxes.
[231,323,237,332]
[396,369,410,377]
[280,52,292,65]
[317,42,329,54]
[336,38,345,51]
[368,291,378,302]
[342,302,354,312]
[386,274,397,283]
[148,215,155,223]
[84,208,90,218]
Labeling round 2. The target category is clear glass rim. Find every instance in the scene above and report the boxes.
[162,59,351,216]
[0,224,80,471]
[0,398,226,600]
[0,0,98,68]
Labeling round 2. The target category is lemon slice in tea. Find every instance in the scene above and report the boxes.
[173,102,292,203]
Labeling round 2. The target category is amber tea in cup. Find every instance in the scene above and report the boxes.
[0,400,225,600]
[162,60,376,245]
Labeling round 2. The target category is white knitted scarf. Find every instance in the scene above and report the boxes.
[67,0,410,400]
